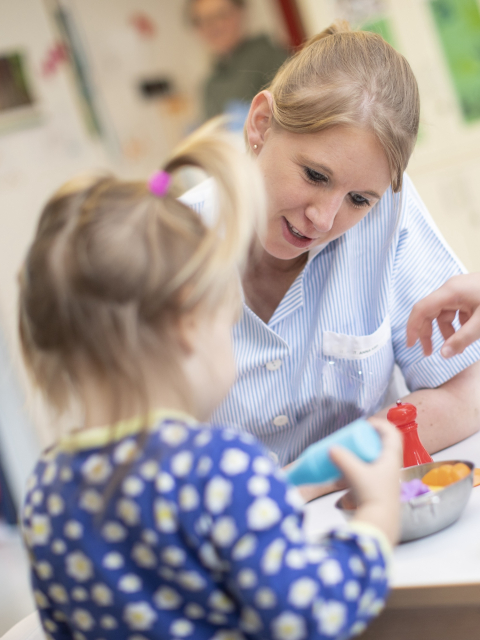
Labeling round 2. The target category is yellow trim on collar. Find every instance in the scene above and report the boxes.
[58,408,197,453]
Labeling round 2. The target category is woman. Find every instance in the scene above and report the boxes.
[183,22,480,477]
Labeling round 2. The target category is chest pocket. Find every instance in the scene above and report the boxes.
[318,316,394,417]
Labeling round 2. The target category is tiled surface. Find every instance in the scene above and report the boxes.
[0,524,36,636]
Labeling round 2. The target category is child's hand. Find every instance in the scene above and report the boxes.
[406,273,480,358]
[329,419,403,545]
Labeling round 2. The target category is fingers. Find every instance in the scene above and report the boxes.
[329,421,401,483]
[406,290,450,348]
[407,274,480,356]
[368,419,403,464]
[328,446,367,488]
[441,309,480,357]
[436,310,456,342]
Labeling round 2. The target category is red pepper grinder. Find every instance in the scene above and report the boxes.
[387,400,433,468]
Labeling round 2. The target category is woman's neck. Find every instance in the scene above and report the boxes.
[243,248,308,323]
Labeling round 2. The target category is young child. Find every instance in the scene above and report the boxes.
[20,121,401,640]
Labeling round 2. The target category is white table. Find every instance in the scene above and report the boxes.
[303,430,480,609]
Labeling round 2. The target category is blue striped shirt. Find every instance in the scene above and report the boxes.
[182,175,480,465]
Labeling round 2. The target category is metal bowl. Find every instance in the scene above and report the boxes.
[335,460,474,543]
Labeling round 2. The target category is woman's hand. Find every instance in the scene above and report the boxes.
[407,273,480,358]
[329,419,403,546]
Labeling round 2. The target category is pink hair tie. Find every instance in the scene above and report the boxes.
[148,170,171,197]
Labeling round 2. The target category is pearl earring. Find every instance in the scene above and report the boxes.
[253,144,258,150]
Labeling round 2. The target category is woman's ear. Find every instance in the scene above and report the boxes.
[246,90,274,154]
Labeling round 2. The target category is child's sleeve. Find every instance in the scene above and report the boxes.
[21,462,78,640]
[184,429,391,640]
[29,572,73,640]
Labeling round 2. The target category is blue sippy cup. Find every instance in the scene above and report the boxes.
[286,419,382,486]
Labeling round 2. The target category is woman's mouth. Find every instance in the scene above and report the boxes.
[281,217,314,248]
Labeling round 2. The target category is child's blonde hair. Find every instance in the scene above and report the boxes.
[264,21,420,192]
[19,121,265,421]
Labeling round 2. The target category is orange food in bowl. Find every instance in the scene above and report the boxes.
[452,462,471,479]
[422,463,471,487]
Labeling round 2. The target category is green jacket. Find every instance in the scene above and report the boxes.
[203,34,289,120]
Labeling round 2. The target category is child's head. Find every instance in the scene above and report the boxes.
[19,121,265,423]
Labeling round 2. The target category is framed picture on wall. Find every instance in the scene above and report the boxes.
[0,51,41,135]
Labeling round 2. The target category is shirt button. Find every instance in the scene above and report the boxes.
[273,415,288,427]
[266,360,282,371]
[268,451,279,464]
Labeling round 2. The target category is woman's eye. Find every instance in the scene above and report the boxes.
[304,167,328,184]
[350,193,370,208]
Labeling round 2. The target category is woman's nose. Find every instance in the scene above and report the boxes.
[305,193,342,232]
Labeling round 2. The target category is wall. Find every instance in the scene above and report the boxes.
[296,0,480,272]
[0,0,112,502]
[58,0,287,178]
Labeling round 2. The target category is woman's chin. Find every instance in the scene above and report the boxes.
[264,240,310,262]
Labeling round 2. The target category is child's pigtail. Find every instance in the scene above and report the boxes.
[161,119,266,311]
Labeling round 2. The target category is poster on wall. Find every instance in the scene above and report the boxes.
[429,0,480,123]
[47,0,103,137]
[0,51,41,135]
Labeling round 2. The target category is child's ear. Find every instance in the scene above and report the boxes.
[175,311,201,357]
[246,90,274,153]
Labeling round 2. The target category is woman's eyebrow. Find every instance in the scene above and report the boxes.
[295,154,333,177]
[362,190,382,199]
[296,154,382,199]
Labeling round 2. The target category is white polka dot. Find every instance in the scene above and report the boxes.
[344,580,361,601]
[103,552,124,570]
[211,516,238,547]
[122,476,145,497]
[161,546,186,567]
[170,619,193,637]
[64,520,83,540]
[184,603,205,619]
[247,497,281,530]
[252,457,274,475]
[219,449,250,475]
[237,568,257,589]
[318,559,344,585]
[81,454,112,484]
[155,472,175,493]
[247,475,270,496]
[255,587,277,609]
[118,574,142,593]
[196,456,213,477]
[194,431,212,447]
[170,451,194,478]
[204,476,233,514]
[179,485,200,511]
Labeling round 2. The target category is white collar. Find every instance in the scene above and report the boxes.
[307,242,329,264]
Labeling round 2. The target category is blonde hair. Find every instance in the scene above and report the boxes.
[19,120,265,420]
[266,21,420,192]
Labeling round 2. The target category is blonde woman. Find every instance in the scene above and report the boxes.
[183,22,480,489]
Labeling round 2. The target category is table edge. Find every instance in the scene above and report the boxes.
[388,582,480,608]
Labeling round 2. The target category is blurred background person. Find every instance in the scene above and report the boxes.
[188,0,289,124]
